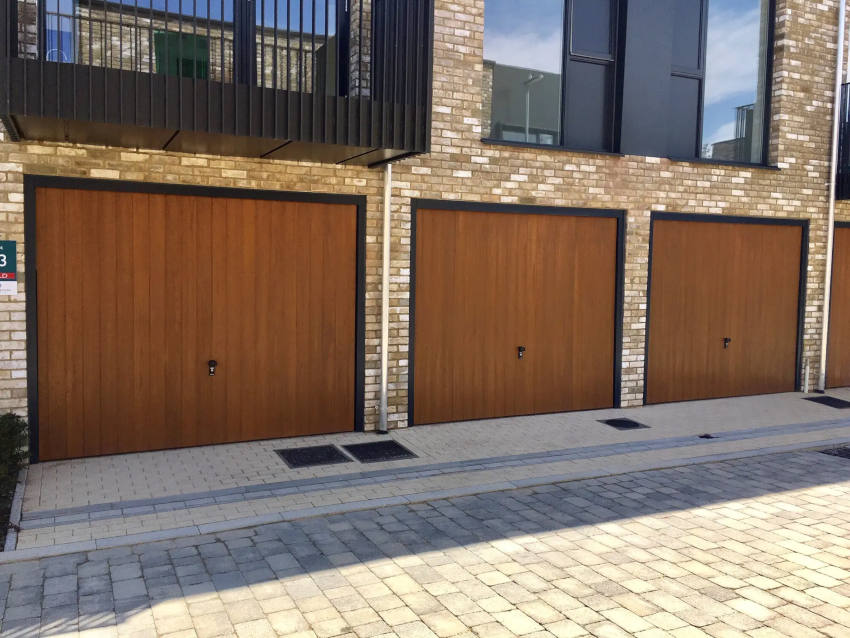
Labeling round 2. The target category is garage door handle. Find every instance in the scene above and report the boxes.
[723,337,732,349]
[518,346,526,360]
[208,360,218,376]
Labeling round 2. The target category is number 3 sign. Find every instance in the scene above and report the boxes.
[0,241,17,295]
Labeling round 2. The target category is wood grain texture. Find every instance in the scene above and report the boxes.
[828,226,850,388]
[647,219,802,404]
[413,208,618,425]
[36,187,357,460]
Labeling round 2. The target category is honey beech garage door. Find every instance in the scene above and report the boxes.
[32,184,359,461]
[412,205,622,425]
[828,224,850,388]
[646,216,804,404]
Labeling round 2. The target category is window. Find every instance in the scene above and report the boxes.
[564,0,617,150]
[43,0,76,63]
[700,0,771,163]
[481,0,773,165]
[482,0,620,151]
[482,0,564,146]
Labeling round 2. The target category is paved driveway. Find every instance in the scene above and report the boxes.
[16,391,850,552]
[3,449,850,637]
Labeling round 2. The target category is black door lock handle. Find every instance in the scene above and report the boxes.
[723,337,732,349]
[208,360,218,376]
[518,346,526,360]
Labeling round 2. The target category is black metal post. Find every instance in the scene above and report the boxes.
[234,0,256,84]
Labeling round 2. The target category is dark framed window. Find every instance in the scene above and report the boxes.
[42,0,77,63]
[482,0,619,152]
[563,0,619,151]
[700,0,773,164]
[482,0,774,165]
[482,0,564,147]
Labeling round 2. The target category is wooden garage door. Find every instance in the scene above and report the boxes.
[828,225,850,388]
[413,207,620,425]
[34,186,357,461]
[646,218,803,404]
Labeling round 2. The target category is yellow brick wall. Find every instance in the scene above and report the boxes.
[392,0,845,411]
[0,0,846,433]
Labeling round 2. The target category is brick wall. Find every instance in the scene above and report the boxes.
[0,0,846,433]
[391,0,846,410]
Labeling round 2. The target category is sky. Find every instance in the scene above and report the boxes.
[46,1,337,33]
[702,0,765,150]
[483,0,563,74]
[483,0,767,151]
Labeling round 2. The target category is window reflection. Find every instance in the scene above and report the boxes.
[482,0,563,145]
[701,0,770,163]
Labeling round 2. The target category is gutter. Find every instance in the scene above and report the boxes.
[819,0,847,391]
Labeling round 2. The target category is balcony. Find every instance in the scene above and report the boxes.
[0,0,433,165]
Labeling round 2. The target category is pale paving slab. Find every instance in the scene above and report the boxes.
[14,402,850,550]
[3,451,850,636]
[24,390,850,513]
[14,420,850,550]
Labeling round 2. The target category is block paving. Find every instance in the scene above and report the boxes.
[3,449,850,637]
[13,391,850,551]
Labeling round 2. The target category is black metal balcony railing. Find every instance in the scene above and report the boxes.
[838,83,850,200]
[0,0,433,165]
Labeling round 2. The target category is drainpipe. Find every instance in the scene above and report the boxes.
[819,0,847,391]
[378,163,392,433]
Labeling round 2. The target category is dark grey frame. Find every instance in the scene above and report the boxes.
[24,174,367,463]
[481,0,776,167]
[825,221,850,388]
[643,211,809,405]
[408,198,627,426]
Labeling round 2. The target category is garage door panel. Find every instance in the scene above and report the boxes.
[647,219,801,404]
[35,187,357,460]
[648,221,733,403]
[414,207,619,425]
[828,227,850,388]
[527,216,617,413]
[729,225,800,396]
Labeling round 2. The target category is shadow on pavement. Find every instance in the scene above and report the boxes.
[2,448,849,636]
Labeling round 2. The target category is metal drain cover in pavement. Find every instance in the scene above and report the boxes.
[805,396,850,409]
[342,440,417,463]
[275,445,352,469]
[821,447,850,460]
[599,418,649,431]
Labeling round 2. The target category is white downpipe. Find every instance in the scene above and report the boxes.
[379,163,392,433]
[820,0,847,391]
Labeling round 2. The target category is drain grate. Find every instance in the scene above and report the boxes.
[343,440,418,463]
[275,445,352,469]
[805,396,850,409]
[820,447,850,460]
[599,418,650,431]
[698,433,718,439]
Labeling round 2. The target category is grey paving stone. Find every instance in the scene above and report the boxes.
[113,578,147,600]
[111,562,143,582]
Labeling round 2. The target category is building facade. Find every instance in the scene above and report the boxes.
[1,0,849,461]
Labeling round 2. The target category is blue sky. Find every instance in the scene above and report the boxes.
[47,1,337,33]
[702,0,766,151]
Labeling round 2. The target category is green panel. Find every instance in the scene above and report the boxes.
[154,31,209,79]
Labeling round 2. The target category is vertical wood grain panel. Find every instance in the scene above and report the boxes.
[828,226,850,388]
[413,208,618,425]
[36,188,357,460]
[98,190,119,455]
[647,219,801,404]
